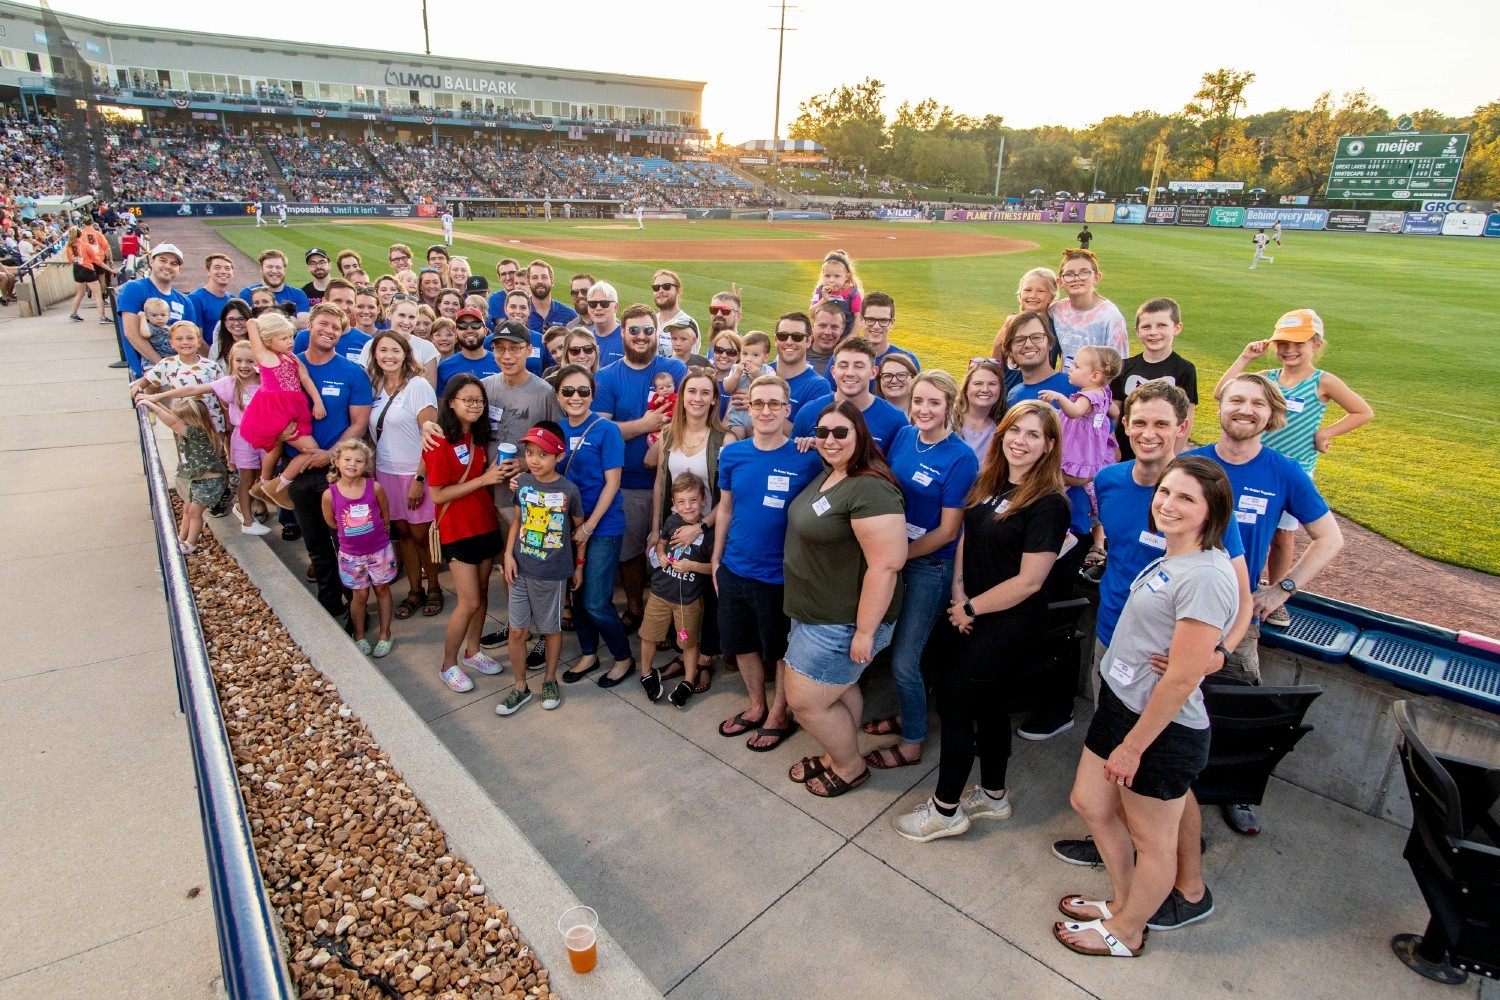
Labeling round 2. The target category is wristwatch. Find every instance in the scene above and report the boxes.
[414,474,426,483]
[1277,578,1298,595]
[963,600,976,618]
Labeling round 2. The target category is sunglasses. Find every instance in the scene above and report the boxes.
[588,300,614,309]
[559,385,594,398]
[651,283,678,292]
[712,345,739,356]
[389,293,418,303]
[775,332,807,343]
[747,399,786,412]
[626,325,657,337]
[456,321,484,330]
[814,425,852,440]
[568,345,597,355]
[709,306,736,316]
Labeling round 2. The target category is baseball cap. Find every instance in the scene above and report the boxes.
[662,314,698,331]
[455,307,484,323]
[492,320,529,344]
[304,247,329,262]
[465,275,489,295]
[519,425,565,456]
[150,243,184,262]
[1269,309,1324,343]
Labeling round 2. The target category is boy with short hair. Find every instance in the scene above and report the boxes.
[1111,297,1199,459]
[497,421,585,716]
[721,331,776,438]
[638,472,714,709]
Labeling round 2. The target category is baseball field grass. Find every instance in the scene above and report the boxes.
[208,217,1500,575]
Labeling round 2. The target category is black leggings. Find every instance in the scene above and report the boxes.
[934,674,1011,804]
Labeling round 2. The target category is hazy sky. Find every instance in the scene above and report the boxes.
[44,0,1500,140]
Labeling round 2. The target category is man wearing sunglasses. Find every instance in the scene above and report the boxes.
[792,336,907,454]
[565,272,596,330]
[593,304,688,629]
[708,291,740,338]
[436,307,500,394]
[525,259,577,340]
[650,269,697,356]
[583,279,625,367]
[769,311,832,423]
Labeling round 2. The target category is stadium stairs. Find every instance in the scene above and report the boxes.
[253,142,294,201]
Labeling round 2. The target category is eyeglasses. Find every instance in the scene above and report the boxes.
[588,300,614,309]
[862,316,893,327]
[1060,269,1095,281]
[390,254,411,264]
[747,399,786,412]
[814,425,852,439]
[456,321,484,330]
[625,325,657,337]
[709,306,736,316]
[453,396,486,408]
[775,332,807,342]
[495,341,530,354]
[1013,332,1050,345]
[879,372,911,383]
[712,345,739,356]
[497,269,518,278]
[559,385,594,398]
[651,283,678,292]
[568,345,597,355]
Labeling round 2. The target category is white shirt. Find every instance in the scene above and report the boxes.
[666,444,714,517]
[370,377,438,475]
[358,334,439,370]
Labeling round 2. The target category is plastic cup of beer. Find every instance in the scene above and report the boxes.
[558,905,598,974]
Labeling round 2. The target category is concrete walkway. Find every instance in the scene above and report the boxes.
[253,525,1492,999]
[0,311,221,998]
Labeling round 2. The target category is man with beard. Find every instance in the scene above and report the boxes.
[1187,371,1342,835]
[1002,311,1072,406]
[118,244,198,372]
[791,336,907,454]
[566,272,595,330]
[807,299,849,377]
[582,280,625,366]
[437,307,501,394]
[238,249,311,329]
[708,290,741,339]
[524,259,577,337]
[188,252,235,347]
[650,268,697,356]
[301,247,332,308]
[769,311,832,422]
[592,305,688,642]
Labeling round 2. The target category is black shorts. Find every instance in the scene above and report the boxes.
[715,565,789,663]
[1084,683,1210,801]
[73,264,97,283]
[442,529,503,566]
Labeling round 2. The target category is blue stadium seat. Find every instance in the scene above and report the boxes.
[1350,631,1500,714]
[1259,605,1360,663]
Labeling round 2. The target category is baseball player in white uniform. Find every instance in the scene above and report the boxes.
[1250,230,1275,269]
[441,209,454,245]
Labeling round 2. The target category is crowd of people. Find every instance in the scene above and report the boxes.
[108,125,278,203]
[265,137,400,203]
[112,231,1374,960]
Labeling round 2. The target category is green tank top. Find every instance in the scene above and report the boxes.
[1260,369,1327,474]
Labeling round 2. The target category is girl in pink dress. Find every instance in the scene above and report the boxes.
[240,312,325,510]
[1038,345,1123,544]
[809,249,864,318]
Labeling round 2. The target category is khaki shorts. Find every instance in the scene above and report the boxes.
[640,592,703,646]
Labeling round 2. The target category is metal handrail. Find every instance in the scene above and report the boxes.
[134,405,296,1000]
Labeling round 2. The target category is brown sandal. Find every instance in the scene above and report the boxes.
[692,664,714,694]
[861,715,901,737]
[394,590,425,621]
[864,743,922,769]
[422,589,445,616]
[806,767,871,798]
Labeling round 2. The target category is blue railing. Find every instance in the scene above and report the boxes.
[135,405,296,1000]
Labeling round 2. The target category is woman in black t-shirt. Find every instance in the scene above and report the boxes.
[892,401,1070,842]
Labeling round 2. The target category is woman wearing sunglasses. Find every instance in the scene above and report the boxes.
[560,329,600,376]
[551,364,635,685]
[708,330,744,424]
[783,400,908,798]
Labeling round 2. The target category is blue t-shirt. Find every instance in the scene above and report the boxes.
[437,352,500,394]
[592,356,689,488]
[118,277,197,327]
[885,425,979,561]
[877,343,921,370]
[594,325,625,368]
[187,288,232,345]
[291,353,375,452]
[717,438,824,584]
[1094,460,1246,647]
[292,329,370,365]
[485,290,510,329]
[1186,443,1330,582]
[1007,372,1074,407]
[775,364,834,421]
[239,284,310,315]
[561,413,626,537]
[529,299,579,335]
[792,395,909,454]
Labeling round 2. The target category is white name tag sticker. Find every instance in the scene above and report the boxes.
[454,444,470,465]
[762,495,784,509]
[911,470,933,487]
[995,499,1011,514]
[1146,570,1171,593]
[488,405,504,425]
[906,522,928,540]
[1238,495,1268,515]
[569,436,583,451]
[1139,530,1167,550]
[1285,398,1306,413]
[767,475,790,493]
[811,496,832,516]
[1092,413,1106,428]
[543,492,565,509]
[530,347,541,358]
[320,384,341,397]
[1235,510,1257,524]
[1108,658,1136,686]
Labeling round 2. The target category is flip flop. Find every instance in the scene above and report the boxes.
[788,756,828,784]
[806,767,870,798]
[746,721,799,752]
[1053,919,1146,958]
[691,664,714,694]
[659,656,686,681]
[718,710,768,738]
[863,744,922,769]
[1058,896,1114,920]
[861,715,901,736]
[421,589,445,617]
[394,590,425,621]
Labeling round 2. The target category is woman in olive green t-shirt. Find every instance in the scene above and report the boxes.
[782,400,908,799]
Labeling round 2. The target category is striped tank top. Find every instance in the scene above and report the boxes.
[1261,368,1327,474]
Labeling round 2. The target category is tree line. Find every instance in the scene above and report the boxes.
[780,72,1499,200]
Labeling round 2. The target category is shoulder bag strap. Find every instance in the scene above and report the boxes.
[431,438,478,533]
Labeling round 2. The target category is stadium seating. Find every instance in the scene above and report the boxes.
[265,137,399,203]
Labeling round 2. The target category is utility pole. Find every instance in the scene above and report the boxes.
[769,2,797,170]
[422,0,432,55]
[992,136,1005,197]
[1147,142,1165,206]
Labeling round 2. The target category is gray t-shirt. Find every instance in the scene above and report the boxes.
[480,371,562,505]
[1100,547,1237,730]
[511,472,584,581]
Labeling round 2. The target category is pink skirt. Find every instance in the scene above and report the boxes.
[377,469,436,524]
[240,389,313,452]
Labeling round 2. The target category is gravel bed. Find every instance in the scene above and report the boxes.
[185,529,555,999]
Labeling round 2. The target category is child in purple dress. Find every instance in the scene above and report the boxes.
[1039,345,1123,537]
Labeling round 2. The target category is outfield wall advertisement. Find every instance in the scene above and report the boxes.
[1208,207,1245,227]
[1441,212,1487,236]
[1113,204,1146,225]
[1242,207,1329,230]
[1401,212,1445,235]
[123,201,418,218]
[1486,214,1500,237]
[1144,205,1178,225]
[1175,205,1210,226]
[949,209,1055,222]
[1084,203,1116,223]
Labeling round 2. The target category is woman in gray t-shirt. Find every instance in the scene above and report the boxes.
[1055,456,1239,959]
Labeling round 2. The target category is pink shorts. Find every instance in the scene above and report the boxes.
[376,469,436,524]
[337,543,398,590]
[228,427,268,469]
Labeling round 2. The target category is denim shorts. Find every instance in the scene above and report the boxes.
[1084,683,1210,801]
[785,619,894,687]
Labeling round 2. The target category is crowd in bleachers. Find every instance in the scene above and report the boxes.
[364,138,491,204]
[108,125,278,203]
[265,137,399,203]
[0,120,72,198]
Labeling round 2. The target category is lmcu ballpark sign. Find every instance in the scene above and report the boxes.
[384,69,519,95]
[1325,133,1469,200]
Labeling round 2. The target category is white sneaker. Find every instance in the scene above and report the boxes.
[240,520,272,536]
[892,798,971,843]
[960,785,1013,822]
[439,665,474,693]
[461,650,503,675]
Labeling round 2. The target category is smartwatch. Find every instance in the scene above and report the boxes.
[963,600,976,618]
[1277,578,1298,595]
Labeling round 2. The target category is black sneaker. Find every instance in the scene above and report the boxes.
[667,679,693,709]
[281,524,301,541]
[209,492,232,518]
[525,635,546,669]
[1018,711,1075,741]
[1147,886,1215,930]
[1051,837,1104,867]
[480,626,509,648]
[641,667,663,702]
